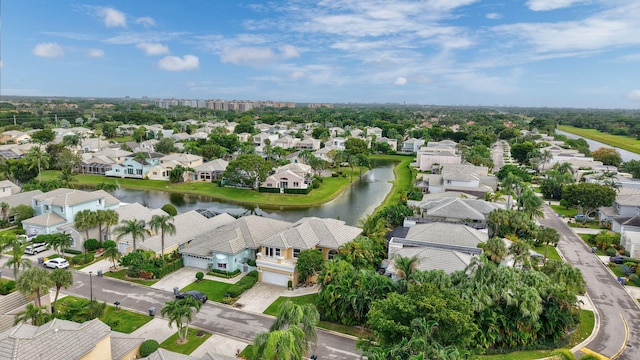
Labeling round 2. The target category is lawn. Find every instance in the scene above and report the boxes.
[41,167,363,208]
[550,205,578,217]
[369,154,414,212]
[568,310,595,347]
[159,328,211,355]
[558,125,640,155]
[55,295,152,333]
[103,269,159,286]
[479,350,554,360]
[181,279,232,302]
[568,220,605,229]
[264,294,371,338]
[533,245,561,261]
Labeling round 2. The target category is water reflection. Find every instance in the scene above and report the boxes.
[111,159,396,226]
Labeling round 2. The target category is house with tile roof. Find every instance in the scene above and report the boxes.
[105,153,162,179]
[22,189,120,250]
[0,180,20,198]
[416,164,497,198]
[0,318,142,360]
[406,196,503,229]
[414,144,461,171]
[194,159,228,182]
[256,217,362,286]
[145,349,236,360]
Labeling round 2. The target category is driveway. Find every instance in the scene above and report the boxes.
[539,204,640,359]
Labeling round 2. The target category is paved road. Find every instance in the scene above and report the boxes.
[491,141,505,172]
[539,205,640,359]
[0,265,360,360]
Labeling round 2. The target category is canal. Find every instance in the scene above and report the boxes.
[556,129,640,162]
[109,159,396,226]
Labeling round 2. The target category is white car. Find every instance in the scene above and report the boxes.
[24,243,47,255]
[43,258,69,269]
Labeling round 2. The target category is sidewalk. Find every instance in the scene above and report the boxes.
[151,267,247,292]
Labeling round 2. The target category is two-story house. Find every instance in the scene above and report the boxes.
[105,153,163,179]
[401,138,425,153]
[147,153,204,181]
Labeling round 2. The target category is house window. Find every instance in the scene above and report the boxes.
[265,247,281,257]
[328,249,338,260]
[137,169,142,175]
[217,263,227,269]
[293,182,299,187]
[153,172,157,175]
[293,248,301,258]
[44,205,49,211]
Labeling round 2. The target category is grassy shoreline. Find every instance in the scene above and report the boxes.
[41,155,408,210]
[558,125,640,155]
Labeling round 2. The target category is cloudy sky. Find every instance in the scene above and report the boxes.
[3,0,640,108]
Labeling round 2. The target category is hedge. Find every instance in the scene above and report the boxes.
[72,253,95,265]
[64,248,82,255]
[152,258,183,279]
[139,340,159,357]
[258,187,280,193]
[226,270,258,298]
[0,280,16,295]
[84,239,100,252]
[208,268,241,278]
[284,187,312,195]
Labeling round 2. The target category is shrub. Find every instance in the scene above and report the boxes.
[550,349,575,360]
[196,271,204,281]
[605,247,618,256]
[578,355,600,360]
[226,271,258,298]
[630,274,640,286]
[208,268,241,277]
[622,265,635,276]
[102,240,116,249]
[72,253,95,265]
[64,248,82,255]
[246,259,256,267]
[161,204,178,216]
[139,339,160,357]
[83,239,100,252]
[312,179,321,189]
[0,280,16,295]
[331,172,339,177]
[126,267,141,278]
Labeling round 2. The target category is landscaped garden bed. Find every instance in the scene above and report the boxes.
[55,295,152,333]
[159,328,211,355]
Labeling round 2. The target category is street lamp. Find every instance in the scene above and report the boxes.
[89,271,93,301]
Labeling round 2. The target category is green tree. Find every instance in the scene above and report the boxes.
[536,227,560,263]
[621,160,640,179]
[155,137,176,154]
[0,233,31,278]
[540,170,574,200]
[74,209,97,241]
[62,134,81,148]
[14,303,51,326]
[161,296,202,344]
[133,126,147,143]
[518,187,544,219]
[223,154,273,189]
[149,214,176,258]
[337,236,385,269]
[9,204,35,226]
[113,219,150,252]
[353,153,371,179]
[0,201,9,221]
[50,268,73,313]
[25,146,51,183]
[104,245,122,269]
[296,249,324,286]
[591,147,622,167]
[510,142,535,164]
[344,137,369,156]
[16,267,54,308]
[482,237,508,264]
[30,128,55,144]
[561,183,616,223]
[45,233,73,255]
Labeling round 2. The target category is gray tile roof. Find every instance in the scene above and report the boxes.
[261,217,361,250]
[404,222,488,248]
[388,247,473,274]
[110,331,144,359]
[0,318,113,360]
[0,190,43,208]
[145,349,237,360]
[22,212,67,227]
[194,159,229,172]
[32,188,104,207]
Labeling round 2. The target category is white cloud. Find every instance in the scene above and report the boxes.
[104,32,187,45]
[86,49,105,58]
[526,0,585,11]
[220,45,299,66]
[158,55,199,71]
[136,16,156,27]
[99,7,127,27]
[32,42,64,58]
[394,77,408,85]
[627,90,640,102]
[486,13,502,20]
[137,43,170,55]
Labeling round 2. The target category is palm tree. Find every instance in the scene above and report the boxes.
[482,237,508,264]
[161,296,202,344]
[554,161,574,175]
[540,149,553,171]
[508,240,531,268]
[500,173,522,210]
[48,233,73,255]
[14,303,51,326]
[96,182,119,194]
[519,188,544,219]
[0,234,31,278]
[102,209,119,240]
[25,146,50,183]
[269,300,320,355]
[50,268,73,314]
[149,214,176,258]
[16,267,54,308]
[104,245,122,269]
[58,168,77,188]
[537,227,560,263]
[74,209,97,241]
[113,219,150,252]
[0,202,9,221]
[394,254,419,280]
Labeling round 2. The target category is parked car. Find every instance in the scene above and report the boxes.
[610,255,630,264]
[575,214,595,221]
[175,290,208,303]
[24,242,47,255]
[43,258,69,269]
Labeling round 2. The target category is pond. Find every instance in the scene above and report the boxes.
[110,159,396,226]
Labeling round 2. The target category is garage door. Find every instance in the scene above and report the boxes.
[184,255,210,270]
[262,271,289,287]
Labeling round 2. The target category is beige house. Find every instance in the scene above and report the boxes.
[0,131,31,144]
[0,180,20,197]
[256,217,362,287]
[147,153,203,181]
[194,159,228,182]
[0,318,142,360]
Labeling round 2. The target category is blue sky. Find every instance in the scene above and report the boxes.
[2,0,640,108]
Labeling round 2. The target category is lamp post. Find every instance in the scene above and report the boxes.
[89,271,93,301]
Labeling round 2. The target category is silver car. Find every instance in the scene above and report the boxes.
[43,258,69,269]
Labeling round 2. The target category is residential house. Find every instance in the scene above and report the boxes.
[256,217,361,286]
[23,189,120,250]
[263,170,307,191]
[620,218,640,259]
[599,187,640,232]
[0,131,31,144]
[181,215,292,272]
[236,132,251,143]
[194,159,229,182]
[350,128,365,138]
[145,349,236,360]
[401,138,425,153]
[147,153,203,181]
[296,137,321,151]
[366,126,383,138]
[0,319,142,360]
[0,291,50,332]
[377,137,398,151]
[0,180,20,197]
[253,133,279,147]
[406,195,503,229]
[0,190,43,224]
[386,247,474,276]
[416,164,497,198]
[414,144,461,171]
[328,127,344,137]
[313,146,336,163]
[273,135,299,149]
[330,137,347,150]
[79,137,109,153]
[105,153,162,179]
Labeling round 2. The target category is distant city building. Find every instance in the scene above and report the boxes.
[154,98,300,112]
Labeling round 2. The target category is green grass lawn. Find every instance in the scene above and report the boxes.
[550,205,578,217]
[55,295,152,333]
[103,269,159,286]
[264,294,371,338]
[239,344,254,358]
[568,310,595,347]
[159,328,211,355]
[181,279,232,302]
[568,221,606,229]
[558,125,640,155]
[369,154,414,212]
[479,350,554,360]
[533,245,561,261]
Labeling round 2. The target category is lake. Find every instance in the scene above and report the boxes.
[110,159,396,226]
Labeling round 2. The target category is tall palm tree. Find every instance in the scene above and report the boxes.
[50,268,73,314]
[16,267,54,308]
[554,161,574,175]
[102,209,119,240]
[269,300,320,355]
[47,233,73,255]
[519,188,544,219]
[394,254,419,281]
[14,303,51,326]
[161,296,202,344]
[104,245,122,269]
[499,173,522,210]
[74,209,97,241]
[540,149,553,171]
[25,146,50,183]
[483,237,508,264]
[149,214,176,258]
[0,202,10,221]
[0,234,31,278]
[113,219,150,252]
[508,240,531,268]
[537,227,560,263]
